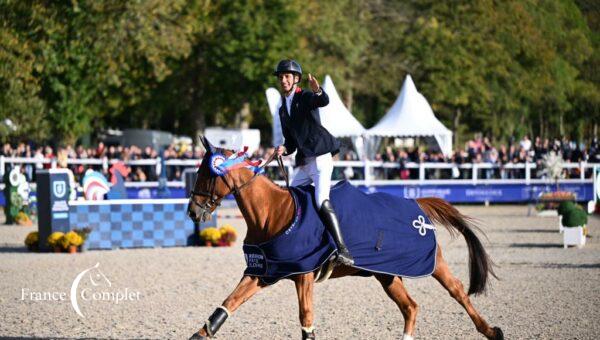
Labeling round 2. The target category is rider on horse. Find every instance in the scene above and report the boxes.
[273,59,354,266]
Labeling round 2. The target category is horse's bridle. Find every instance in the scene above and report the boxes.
[189,152,287,221]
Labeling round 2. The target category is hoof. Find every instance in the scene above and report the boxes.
[302,329,316,340]
[492,327,504,340]
[189,332,207,340]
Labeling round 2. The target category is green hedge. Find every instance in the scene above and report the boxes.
[557,201,576,216]
[563,208,588,227]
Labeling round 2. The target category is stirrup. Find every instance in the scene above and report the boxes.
[335,249,355,266]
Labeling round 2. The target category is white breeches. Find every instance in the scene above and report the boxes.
[290,153,333,209]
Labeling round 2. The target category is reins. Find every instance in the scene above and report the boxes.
[276,154,290,190]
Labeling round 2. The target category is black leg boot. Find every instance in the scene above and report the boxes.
[319,199,354,266]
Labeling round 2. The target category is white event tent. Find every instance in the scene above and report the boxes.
[266,75,366,156]
[319,75,366,138]
[367,75,453,157]
[265,87,284,146]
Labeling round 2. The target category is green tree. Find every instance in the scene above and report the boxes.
[1,0,201,144]
[0,24,48,141]
[136,0,304,140]
[397,0,594,144]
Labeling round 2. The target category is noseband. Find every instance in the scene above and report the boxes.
[189,175,224,217]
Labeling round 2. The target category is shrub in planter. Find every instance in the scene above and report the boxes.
[557,201,576,216]
[563,208,587,227]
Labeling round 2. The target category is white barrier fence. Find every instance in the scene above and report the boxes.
[0,155,594,189]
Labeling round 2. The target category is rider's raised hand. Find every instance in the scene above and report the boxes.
[308,74,320,93]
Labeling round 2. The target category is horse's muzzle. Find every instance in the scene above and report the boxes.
[187,203,212,223]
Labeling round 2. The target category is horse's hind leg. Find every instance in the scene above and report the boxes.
[375,274,418,339]
[433,246,502,340]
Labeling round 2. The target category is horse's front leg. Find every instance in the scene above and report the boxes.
[294,272,315,339]
[190,275,265,339]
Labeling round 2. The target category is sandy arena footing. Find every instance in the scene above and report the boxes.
[1,205,599,339]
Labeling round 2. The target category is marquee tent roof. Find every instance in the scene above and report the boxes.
[319,75,366,137]
[366,75,453,155]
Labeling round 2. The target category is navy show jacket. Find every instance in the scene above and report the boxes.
[279,87,341,166]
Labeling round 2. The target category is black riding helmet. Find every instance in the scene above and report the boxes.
[274,59,302,82]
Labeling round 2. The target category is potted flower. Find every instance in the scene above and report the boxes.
[72,227,92,252]
[562,206,587,248]
[47,232,65,253]
[218,225,238,247]
[200,227,221,247]
[538,191,576,214]
[59,231,84,254]
[24,231,39,252]
[15,211,33,226]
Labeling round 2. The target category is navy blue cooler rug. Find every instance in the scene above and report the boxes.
[243,180,437,284]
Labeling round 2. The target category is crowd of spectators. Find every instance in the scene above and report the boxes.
[2,135,599,183]
[357,135,599,180]
[1,142,205,183]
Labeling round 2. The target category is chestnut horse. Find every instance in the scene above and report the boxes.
[187,140,503,340]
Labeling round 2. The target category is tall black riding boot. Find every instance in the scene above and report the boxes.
[319,199,354,266]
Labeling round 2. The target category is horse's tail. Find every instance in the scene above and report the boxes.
[417,197,497,295]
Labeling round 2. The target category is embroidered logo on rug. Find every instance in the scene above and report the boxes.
[412,215,436,236]
[243,245,267,276]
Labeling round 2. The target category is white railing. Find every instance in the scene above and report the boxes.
[0,155,594,188]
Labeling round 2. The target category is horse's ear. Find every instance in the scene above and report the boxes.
[199,135,216,153]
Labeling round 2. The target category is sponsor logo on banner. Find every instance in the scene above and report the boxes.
[52,201,69,212]
[404,187,421,199]
[404,187,451,199]
[53,180,67,198]
[420,188,451,198]
[52,212,69,219]
[465,189,503,197]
